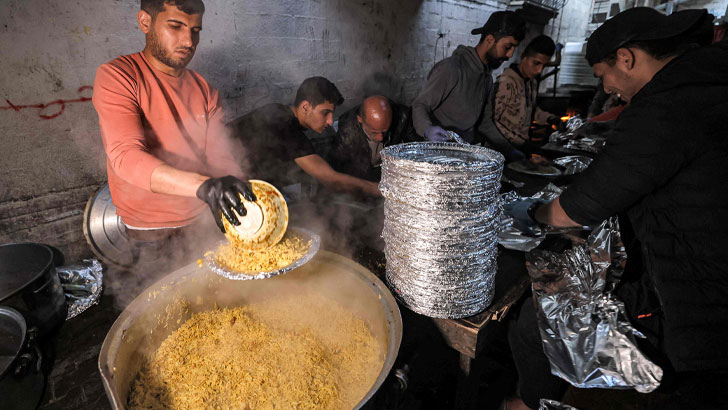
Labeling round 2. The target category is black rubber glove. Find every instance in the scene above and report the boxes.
[196,176,257,233]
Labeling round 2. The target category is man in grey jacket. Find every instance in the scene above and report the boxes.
[412,11,527,160]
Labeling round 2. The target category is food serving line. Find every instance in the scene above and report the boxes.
[6,127,600,410]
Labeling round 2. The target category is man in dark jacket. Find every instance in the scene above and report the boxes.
[330,95,420,182]
[503,7,727,410]
[412,11,527,161]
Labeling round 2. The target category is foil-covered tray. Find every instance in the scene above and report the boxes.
[205,227,321,281]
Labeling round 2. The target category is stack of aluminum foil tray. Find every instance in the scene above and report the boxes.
[380,142,504,318]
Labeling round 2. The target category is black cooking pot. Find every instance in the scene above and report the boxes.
[0,306,45,410]
[0,243,67,339]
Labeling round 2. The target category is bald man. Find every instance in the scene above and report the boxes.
[331,96,420,181]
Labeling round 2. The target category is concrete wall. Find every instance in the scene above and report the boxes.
[1,0,526,261]
[545,0,593,43]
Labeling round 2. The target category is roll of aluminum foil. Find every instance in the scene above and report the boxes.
[57,259,103,320]
[380,142,504,319]
[527,218,663,393]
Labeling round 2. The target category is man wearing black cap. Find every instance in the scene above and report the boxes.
[412,11,527,160]
[504,7,728,409]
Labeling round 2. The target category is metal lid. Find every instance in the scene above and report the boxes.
[0,306,26,379]
[83,184,135,267]
[0,243,54,302]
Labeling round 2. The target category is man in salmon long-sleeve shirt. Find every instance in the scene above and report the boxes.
[92,0,255,245]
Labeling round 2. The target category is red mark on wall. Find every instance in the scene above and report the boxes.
[1,86,93,120]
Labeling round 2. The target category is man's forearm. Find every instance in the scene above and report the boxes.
[295,154,382,197]
[411,102,433,137]
[150,164,209,197]
[325,172,382,197]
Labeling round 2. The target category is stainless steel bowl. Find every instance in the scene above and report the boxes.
[98,251,402,409]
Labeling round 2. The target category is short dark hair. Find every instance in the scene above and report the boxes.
[477,11,527,44]
[293,77,344,108]
[601,36,697,66]
[141,0,205,18]
[523,35,555,58]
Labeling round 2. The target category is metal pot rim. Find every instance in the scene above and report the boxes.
[98,250,402,409]
[0,243,54,302]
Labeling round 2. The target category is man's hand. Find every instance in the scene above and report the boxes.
[424,125,451,142]
[196,176,257,233]
[503,198,544,229]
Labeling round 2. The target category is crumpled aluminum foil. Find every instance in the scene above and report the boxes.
[380,142,503,319]
[498,183,564,252]
[565,137,606,154]
[552,156,593,175]
[527,218,663,393]
[565,116,584,131]
[539,399,580,410]
[57,259,103,320]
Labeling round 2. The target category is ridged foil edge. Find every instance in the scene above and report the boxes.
[205,227,321,281]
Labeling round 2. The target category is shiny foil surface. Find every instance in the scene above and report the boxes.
[527,218,663,393]
[552,155,593,175]
[57,259,103,320]
[380,142,504,319]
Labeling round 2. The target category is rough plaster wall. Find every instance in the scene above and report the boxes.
[545,0,593,43]
[0,0,513,260]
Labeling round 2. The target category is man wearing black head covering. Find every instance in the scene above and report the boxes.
[412,11,528,160]
[503,7,728,409]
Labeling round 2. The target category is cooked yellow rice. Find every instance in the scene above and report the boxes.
[128,294,383,410]
[210,232,310,275]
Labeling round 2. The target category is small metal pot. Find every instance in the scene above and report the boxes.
[0,243,67,338]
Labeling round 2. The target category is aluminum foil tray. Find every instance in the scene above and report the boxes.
[205,227,321,280]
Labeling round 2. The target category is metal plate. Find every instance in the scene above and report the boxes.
[206,227,321,280]
[222,180,289,249]
[82,184,135,267]
[507,159,563,177]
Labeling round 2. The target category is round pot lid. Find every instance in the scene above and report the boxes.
[0,243,54,302]
[82,184,135,267]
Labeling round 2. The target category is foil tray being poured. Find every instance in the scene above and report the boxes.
[205,227,321,280]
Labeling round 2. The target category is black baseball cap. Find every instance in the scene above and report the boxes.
[586,7,711,66]
[471,11,527,41]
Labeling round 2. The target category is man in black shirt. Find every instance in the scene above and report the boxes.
[229,77,382,199]
[504,8,727,410]
[330,95,420,182]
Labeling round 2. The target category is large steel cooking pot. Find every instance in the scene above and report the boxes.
[0,243,67,338]
[99,250,402,409]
